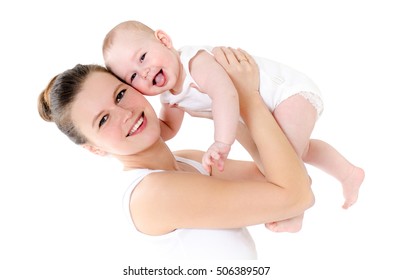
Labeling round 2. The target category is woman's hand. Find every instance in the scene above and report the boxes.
[212,47,260,104]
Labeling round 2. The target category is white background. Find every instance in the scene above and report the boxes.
[1,0,392,279]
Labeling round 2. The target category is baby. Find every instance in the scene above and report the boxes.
[102,20,364,232]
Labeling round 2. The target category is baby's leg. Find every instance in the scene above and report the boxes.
[273,94,364,209]
[303,139,364,209]
[273,94,317,156]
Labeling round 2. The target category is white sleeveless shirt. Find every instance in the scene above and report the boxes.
[122,156,257,260]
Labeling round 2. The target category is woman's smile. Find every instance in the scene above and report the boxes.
[127,112,146,137]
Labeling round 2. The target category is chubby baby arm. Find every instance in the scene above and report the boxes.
[190,50,240,172]
[159,103,185,141]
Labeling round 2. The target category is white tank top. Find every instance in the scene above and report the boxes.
[122,156,257,260]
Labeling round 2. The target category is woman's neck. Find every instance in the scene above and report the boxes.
[118,139,178,171]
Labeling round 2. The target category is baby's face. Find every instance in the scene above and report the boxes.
[106,32,182,96]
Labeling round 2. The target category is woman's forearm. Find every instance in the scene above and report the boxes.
[241,94,308,185]
[212,46,314,216]
[228,47,313,206]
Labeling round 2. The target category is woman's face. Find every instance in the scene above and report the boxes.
[71,71,161,156]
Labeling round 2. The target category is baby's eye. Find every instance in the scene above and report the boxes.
[99,115,108,128]
[140,53,146,62]
[116,89,126,103]
[130,73,136,83]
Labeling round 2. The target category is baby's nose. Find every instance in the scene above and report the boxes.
[141,68,150,79]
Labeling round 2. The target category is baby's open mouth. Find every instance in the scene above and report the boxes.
[153,69,165,86]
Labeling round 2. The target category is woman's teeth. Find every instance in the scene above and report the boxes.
[128,115,144,136]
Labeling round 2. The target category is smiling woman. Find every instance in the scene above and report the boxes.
[71,71,158,158]
[37,48,313,260]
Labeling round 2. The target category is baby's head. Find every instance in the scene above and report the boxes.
[103,20,181,96]
[103,21,155,61]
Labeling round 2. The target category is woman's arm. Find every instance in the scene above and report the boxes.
[130,48,313,236]
[218,47,311,195]
[235,121,264,173]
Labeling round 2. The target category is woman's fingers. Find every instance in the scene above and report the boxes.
[213,46,260,100]
[212,46,229,69]
[212,47,255,68]
[213,46,255,69]
[222,47,241,64]
[230,47,248,63]
[238,48,257,67]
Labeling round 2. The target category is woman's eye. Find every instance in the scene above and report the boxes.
[116,89,126,103]
[99,115,108,128]
[130,73,136,83]
[140,53,146,62]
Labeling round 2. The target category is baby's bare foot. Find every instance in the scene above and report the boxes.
[342,166,365,209]
[265,214,304,233]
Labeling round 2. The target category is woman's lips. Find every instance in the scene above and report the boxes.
[126,112,145,137]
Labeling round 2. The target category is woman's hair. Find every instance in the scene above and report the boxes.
[38,64,108,145]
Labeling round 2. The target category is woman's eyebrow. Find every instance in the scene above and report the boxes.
[91,83,124,128]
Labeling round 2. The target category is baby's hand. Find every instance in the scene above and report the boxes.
[202,141,231,174]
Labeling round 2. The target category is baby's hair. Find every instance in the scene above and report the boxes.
[37,64,108,145]
[102,20,155,66]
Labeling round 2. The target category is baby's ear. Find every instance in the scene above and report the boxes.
[82,144,107,156]
[155,30,172,48]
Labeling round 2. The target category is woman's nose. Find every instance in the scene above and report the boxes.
[114,107,132,123]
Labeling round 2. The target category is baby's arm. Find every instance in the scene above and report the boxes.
[159,103,185,141]
[190,50,240,172]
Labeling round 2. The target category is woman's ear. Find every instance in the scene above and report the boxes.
[155,30,173,48]
[82,144,107,156]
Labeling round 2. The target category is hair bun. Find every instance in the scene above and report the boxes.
[37,75,57,122]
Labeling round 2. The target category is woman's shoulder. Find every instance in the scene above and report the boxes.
[134,150,205,189]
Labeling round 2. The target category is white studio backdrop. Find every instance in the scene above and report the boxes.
[1,0,392,279]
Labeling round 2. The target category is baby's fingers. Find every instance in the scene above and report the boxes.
[216,158,225,172]
[202,153,213,174]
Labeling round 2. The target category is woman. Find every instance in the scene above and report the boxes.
[37,47,313,259]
